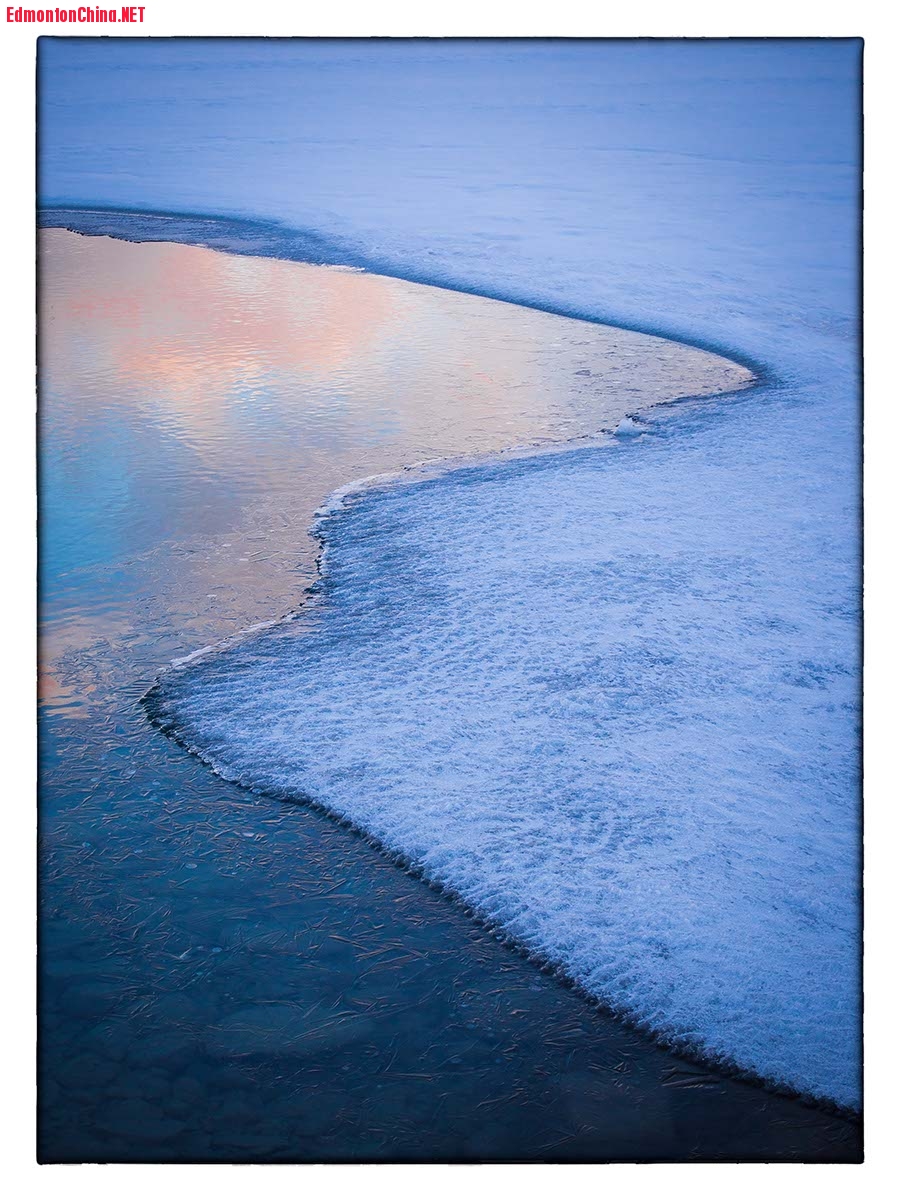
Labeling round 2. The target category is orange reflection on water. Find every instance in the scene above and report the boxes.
[39,229,752,715]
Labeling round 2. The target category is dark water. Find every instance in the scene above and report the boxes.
[39,689,861,1163]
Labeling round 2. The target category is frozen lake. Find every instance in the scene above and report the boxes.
[38,38,861,1153]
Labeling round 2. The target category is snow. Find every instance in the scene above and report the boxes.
[40,39,861,1109]
[153,401,860,1110]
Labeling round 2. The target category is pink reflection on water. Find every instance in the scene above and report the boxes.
[39,229,751,715]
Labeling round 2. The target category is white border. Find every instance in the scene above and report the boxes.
[3,2,893,1193]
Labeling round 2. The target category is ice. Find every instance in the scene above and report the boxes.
[41,40,861,1109]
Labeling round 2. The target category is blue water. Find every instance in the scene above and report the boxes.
[40,38,862,1125]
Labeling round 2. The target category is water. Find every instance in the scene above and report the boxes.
[39,227,747,717]
[38,38,861,1158]
[39,693,860,1162]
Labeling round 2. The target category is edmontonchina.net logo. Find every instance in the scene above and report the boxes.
[7,5,146,20]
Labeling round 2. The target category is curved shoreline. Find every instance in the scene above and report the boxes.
[37,204,774,385]
[82,224,844,1116]
[142,623,860,1121]
[142,427,858,1121]
[38,223,754,716]
[41,218,855,1121]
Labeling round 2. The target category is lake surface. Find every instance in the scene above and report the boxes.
[37,37,861,1160]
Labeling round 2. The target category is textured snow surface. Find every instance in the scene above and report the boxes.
[41,40,861,1108]
[154,397,859,1110]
